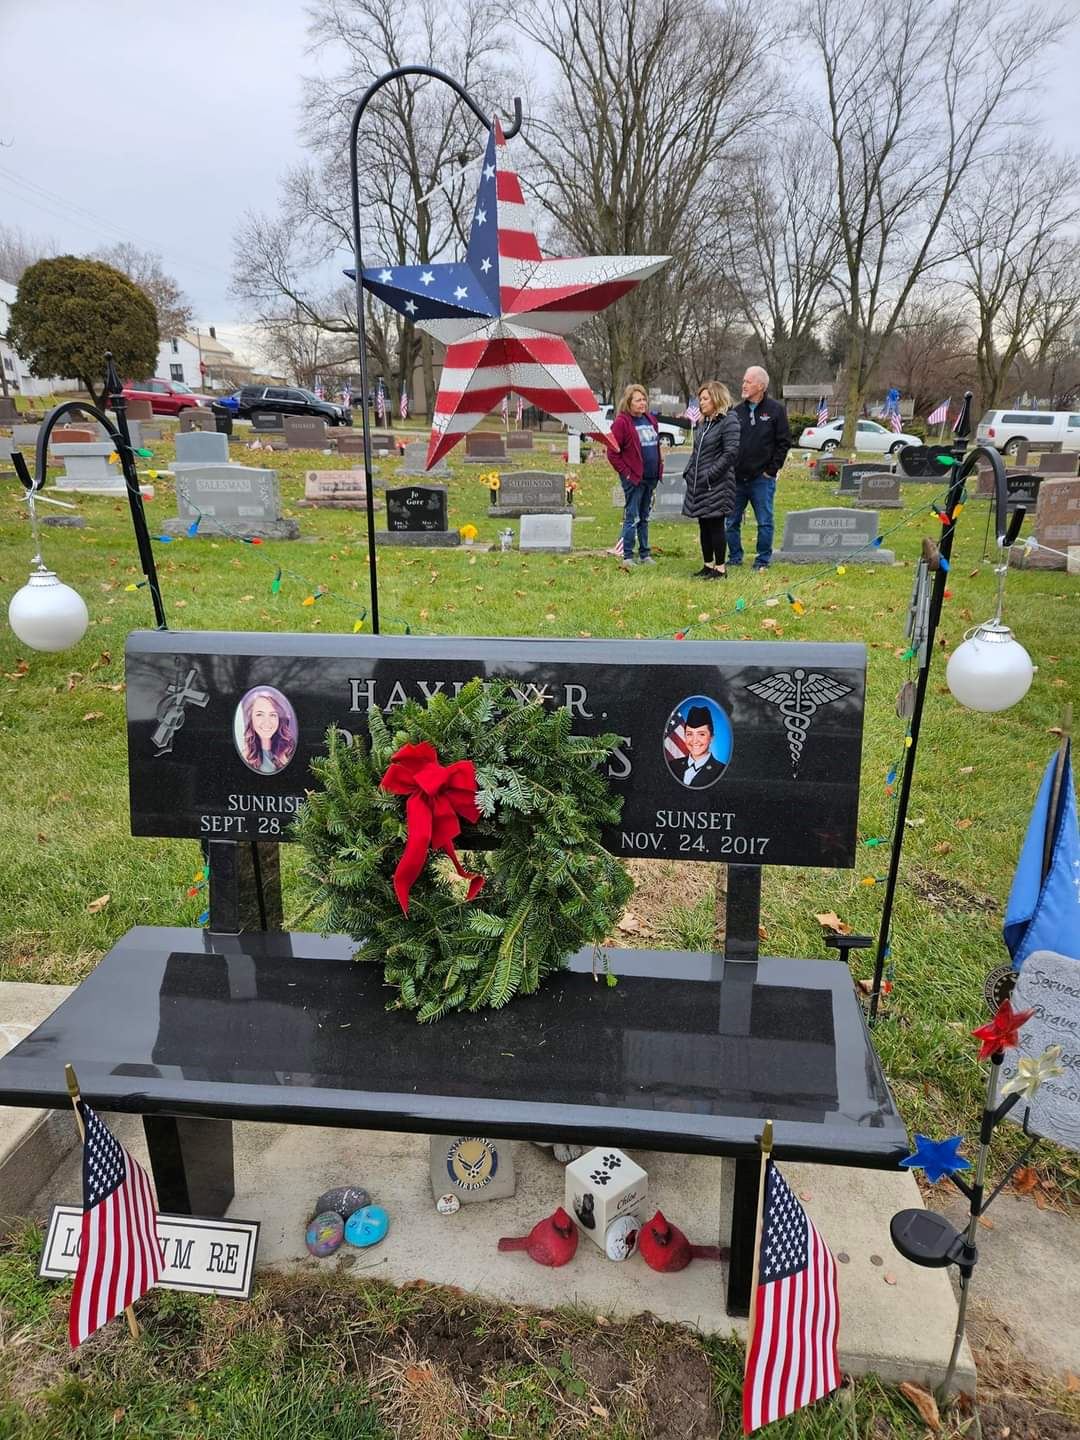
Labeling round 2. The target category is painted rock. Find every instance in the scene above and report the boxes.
[315,1185,371,1220]
[345,1204,390,1249]
[436,1193,461,1215]
[604,1214,640,1262]
[305,1211,344,1258]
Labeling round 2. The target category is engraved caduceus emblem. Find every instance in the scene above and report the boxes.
[745,669,852,774]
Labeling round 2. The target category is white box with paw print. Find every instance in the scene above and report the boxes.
[564,1147,648,1250]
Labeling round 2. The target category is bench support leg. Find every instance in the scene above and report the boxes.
[724,865,762,962]
[206,840,283,934]
[143,1116,235,1217]
[725,1153,760,1316]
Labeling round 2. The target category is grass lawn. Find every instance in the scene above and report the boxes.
[0,424,1077,1435]
[3,1225,1078,1439]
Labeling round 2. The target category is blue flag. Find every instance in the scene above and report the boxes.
[1004,741,1080,968]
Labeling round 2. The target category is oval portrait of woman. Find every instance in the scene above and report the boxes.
[662,695,733,790]
[234,685,298,777]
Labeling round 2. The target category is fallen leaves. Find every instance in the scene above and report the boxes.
[4,659,30,680]
[934,841,953,855]
[81,711,104,723]
[815,911,852,935]
[87,894,110,914]
[1013,1166,1039,1195]
[954,818,973,830]
[899,1380,940,1430]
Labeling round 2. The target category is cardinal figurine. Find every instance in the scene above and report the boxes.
[497,1207,579,1267]
[638,1210,726,1273]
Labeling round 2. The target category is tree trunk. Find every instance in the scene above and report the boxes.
[841,358,863,452]
[420,333,435,422]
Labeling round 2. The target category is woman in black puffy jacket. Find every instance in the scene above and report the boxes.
[682,380,741,579]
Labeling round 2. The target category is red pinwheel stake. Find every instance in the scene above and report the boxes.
[971,999,1036,1061]
[497,1208,579,1267]
[380,742,484,915]
[638,1210,725,1273]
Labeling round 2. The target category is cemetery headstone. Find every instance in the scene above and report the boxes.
[162,464,299,540]
[251,410,285,433]
[465,430,508,463]
[506,430,534,452]
[124,399,154,422]
[49,426,96,447]
[489,469,570,517]
[651,478,693,522]
[855,470,902,509]
[838,461,889,497]
[895,444,953,479]
[175,429,230,465]
[1006,951,1080,1155]
[1028,440,1063,458]
[401,441,448,476]
[299,471,381,510]
[1005,473,1040,512]
[284,415,328,449]
[0,396,18,423]
[378,483,459,546]
[53,442,125,495]
[566,432,582,465]
[1013,439,1029,465]
[1031,452,1079,476]
[178,408,217,433]
[520,512,573,552]
[12,424,41,447]
[1009,477,1080,570]
[776,507,894,564]
[214,412,233,436]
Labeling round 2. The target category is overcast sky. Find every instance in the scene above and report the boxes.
[3,1,1080,363]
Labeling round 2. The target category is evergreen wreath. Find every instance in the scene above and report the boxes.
[295,678,634,1022]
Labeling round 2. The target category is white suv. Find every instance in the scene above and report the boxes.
[596,404,686,446]
[976,409,1080,456]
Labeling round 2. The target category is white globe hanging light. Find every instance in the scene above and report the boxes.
[9,566,89,652]
[6,480,89,653]
[946,621,1034,712]
[945,563,1033,713]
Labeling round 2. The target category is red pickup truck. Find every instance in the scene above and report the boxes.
[122,379,210,416]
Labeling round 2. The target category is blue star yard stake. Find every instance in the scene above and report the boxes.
[900,1134,972,1185]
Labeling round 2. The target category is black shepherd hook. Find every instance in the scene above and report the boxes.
[868,392,1026,1022]
[10,353,167,629]
[348,67,523,634]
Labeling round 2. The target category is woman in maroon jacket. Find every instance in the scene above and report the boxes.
[607,382,664,568]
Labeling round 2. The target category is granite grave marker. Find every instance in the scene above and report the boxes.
[178,408,217,433]
[284,415,328,449]
[401,441,448,476]
[520,512,573,552]
[855,470,902,508]
[776,507,894,563]
[251,410,284,432]
[162,464,299,540]
[175,429,229,465]
[1010,477,1080,570]
[465,430,508,463]
[299,470,381,510]
[838,461,889,497]
[489,468,569,517]
[378,484,459,546]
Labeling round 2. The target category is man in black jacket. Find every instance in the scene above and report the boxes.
[725,366,792,570]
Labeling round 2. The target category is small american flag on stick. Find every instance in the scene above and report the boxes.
[400,388,409,421]
[889,410,903,434]
[817,396,829,425]
[926,398,950,426]
[743,1155,840,1433]
[684,397,702,425]
[69,1096,162,1347]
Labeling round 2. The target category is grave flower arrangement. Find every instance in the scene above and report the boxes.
[481,470,501,501]
[564,472,579,503]
[295,679,633,1022]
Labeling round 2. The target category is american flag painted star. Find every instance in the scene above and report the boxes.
[354,119,669,468]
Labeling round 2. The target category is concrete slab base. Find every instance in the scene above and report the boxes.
[23,1113,973,1391]
[0,983,78,1224]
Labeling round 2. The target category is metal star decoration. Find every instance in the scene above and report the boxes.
[355,119,669,469]
[971,999,1036,1061]
[900,1134,972,1185]
[1001,1045,1065,1101]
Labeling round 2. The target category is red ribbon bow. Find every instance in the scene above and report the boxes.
[380,742,485,915]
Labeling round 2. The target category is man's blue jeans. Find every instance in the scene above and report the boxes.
[621,478,657,558]
[725,474,776,567]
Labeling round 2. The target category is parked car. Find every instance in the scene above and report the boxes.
[214,385,352,427]
[122,378,211,416]
[597,403,685,446]
[797,417,920,455]
[975,408,1080,456]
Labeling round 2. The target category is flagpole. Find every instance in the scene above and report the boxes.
[65,1064,140,1339]
[1042,706,1072,882]
[743,1120,774,1379]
